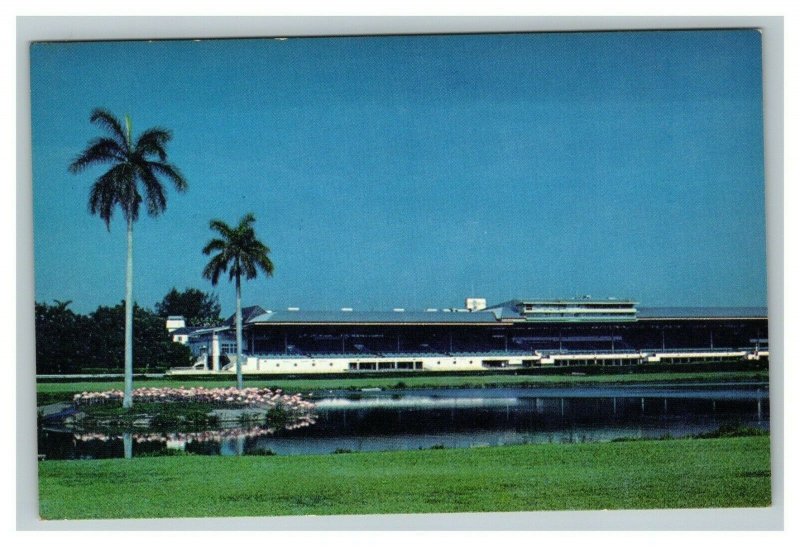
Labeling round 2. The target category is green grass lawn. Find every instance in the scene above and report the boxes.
[38,436,771,519]
[37,369,769,406]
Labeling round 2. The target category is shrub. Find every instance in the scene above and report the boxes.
[247,447,277,456]
[695,423,768,439]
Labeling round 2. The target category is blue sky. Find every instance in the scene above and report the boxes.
[30,30,766,316]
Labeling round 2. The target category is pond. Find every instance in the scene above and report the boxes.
[38,382,769,460]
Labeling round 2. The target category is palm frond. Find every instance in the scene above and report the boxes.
[115,163,141,222]
[86,163,137,227]
[147,161,188,192]
[208,219,235,240]
[240,257,258,280]
[88,169,120,230]
[202,253,229,286]
[135,128,172,161]
[202,238,228,255]
[137,166,168,216]
[254,252,275,277]
[89,109,129,148]
[238,212,257,229]
[68,137,126,173]
[228,256,242,282]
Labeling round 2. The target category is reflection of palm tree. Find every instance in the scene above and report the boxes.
[69,109,187,408]
[202,213,274,389]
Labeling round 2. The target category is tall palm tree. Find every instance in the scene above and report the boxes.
[202,213,274,389]
[69,109,187,408]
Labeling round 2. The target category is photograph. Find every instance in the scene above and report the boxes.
[30,28,771,521]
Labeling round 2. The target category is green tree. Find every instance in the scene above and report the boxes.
[35,301,191,374]
[35,300,86,374]
[155,287,222,326]
[88,302,193,373]
[69,109,187,407]
[202,213,274,389]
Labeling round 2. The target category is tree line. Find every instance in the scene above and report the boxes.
[36,288,223,375]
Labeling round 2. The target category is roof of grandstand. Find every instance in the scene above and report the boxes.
[637,307,768,319]
[239,305,767,325]
[247,310,500,324]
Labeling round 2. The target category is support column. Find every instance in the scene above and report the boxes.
[211,332,220,372]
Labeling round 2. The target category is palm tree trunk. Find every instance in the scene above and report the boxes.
[123,216,134,408]
[123,432,133,459]
[235,274,243,390]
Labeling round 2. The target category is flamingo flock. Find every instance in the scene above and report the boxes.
[73,386,316,413]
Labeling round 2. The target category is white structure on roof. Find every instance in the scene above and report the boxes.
[165,316,186,332]
[465,297,487,311]
[483,298,638,322]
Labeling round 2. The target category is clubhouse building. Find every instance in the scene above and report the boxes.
[166,297,769,375]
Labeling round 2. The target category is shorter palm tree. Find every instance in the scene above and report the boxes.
[202,213,274,389]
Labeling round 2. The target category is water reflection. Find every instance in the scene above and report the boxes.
[39,384,769,460]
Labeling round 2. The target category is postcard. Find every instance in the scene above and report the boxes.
[31,29,770,523]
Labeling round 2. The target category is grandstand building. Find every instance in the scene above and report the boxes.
[169,298,768,375]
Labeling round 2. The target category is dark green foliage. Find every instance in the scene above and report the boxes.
[150,410,219,431]
[265,405,290,428]
[247,448,277,456]
[80,402,215,417]
[202,213,274,286]
[611,424,768,443]
[68,109,187,229]
[75,402,221,432]
[238,412,267,426]
[155,287,222,327]
[137,448,188,458]
[694,422,769,439]
[34,301,92,374]
[35,300,193,374]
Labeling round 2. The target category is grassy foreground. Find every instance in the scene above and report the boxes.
[38,436,771,519]
[37,369,769,405]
